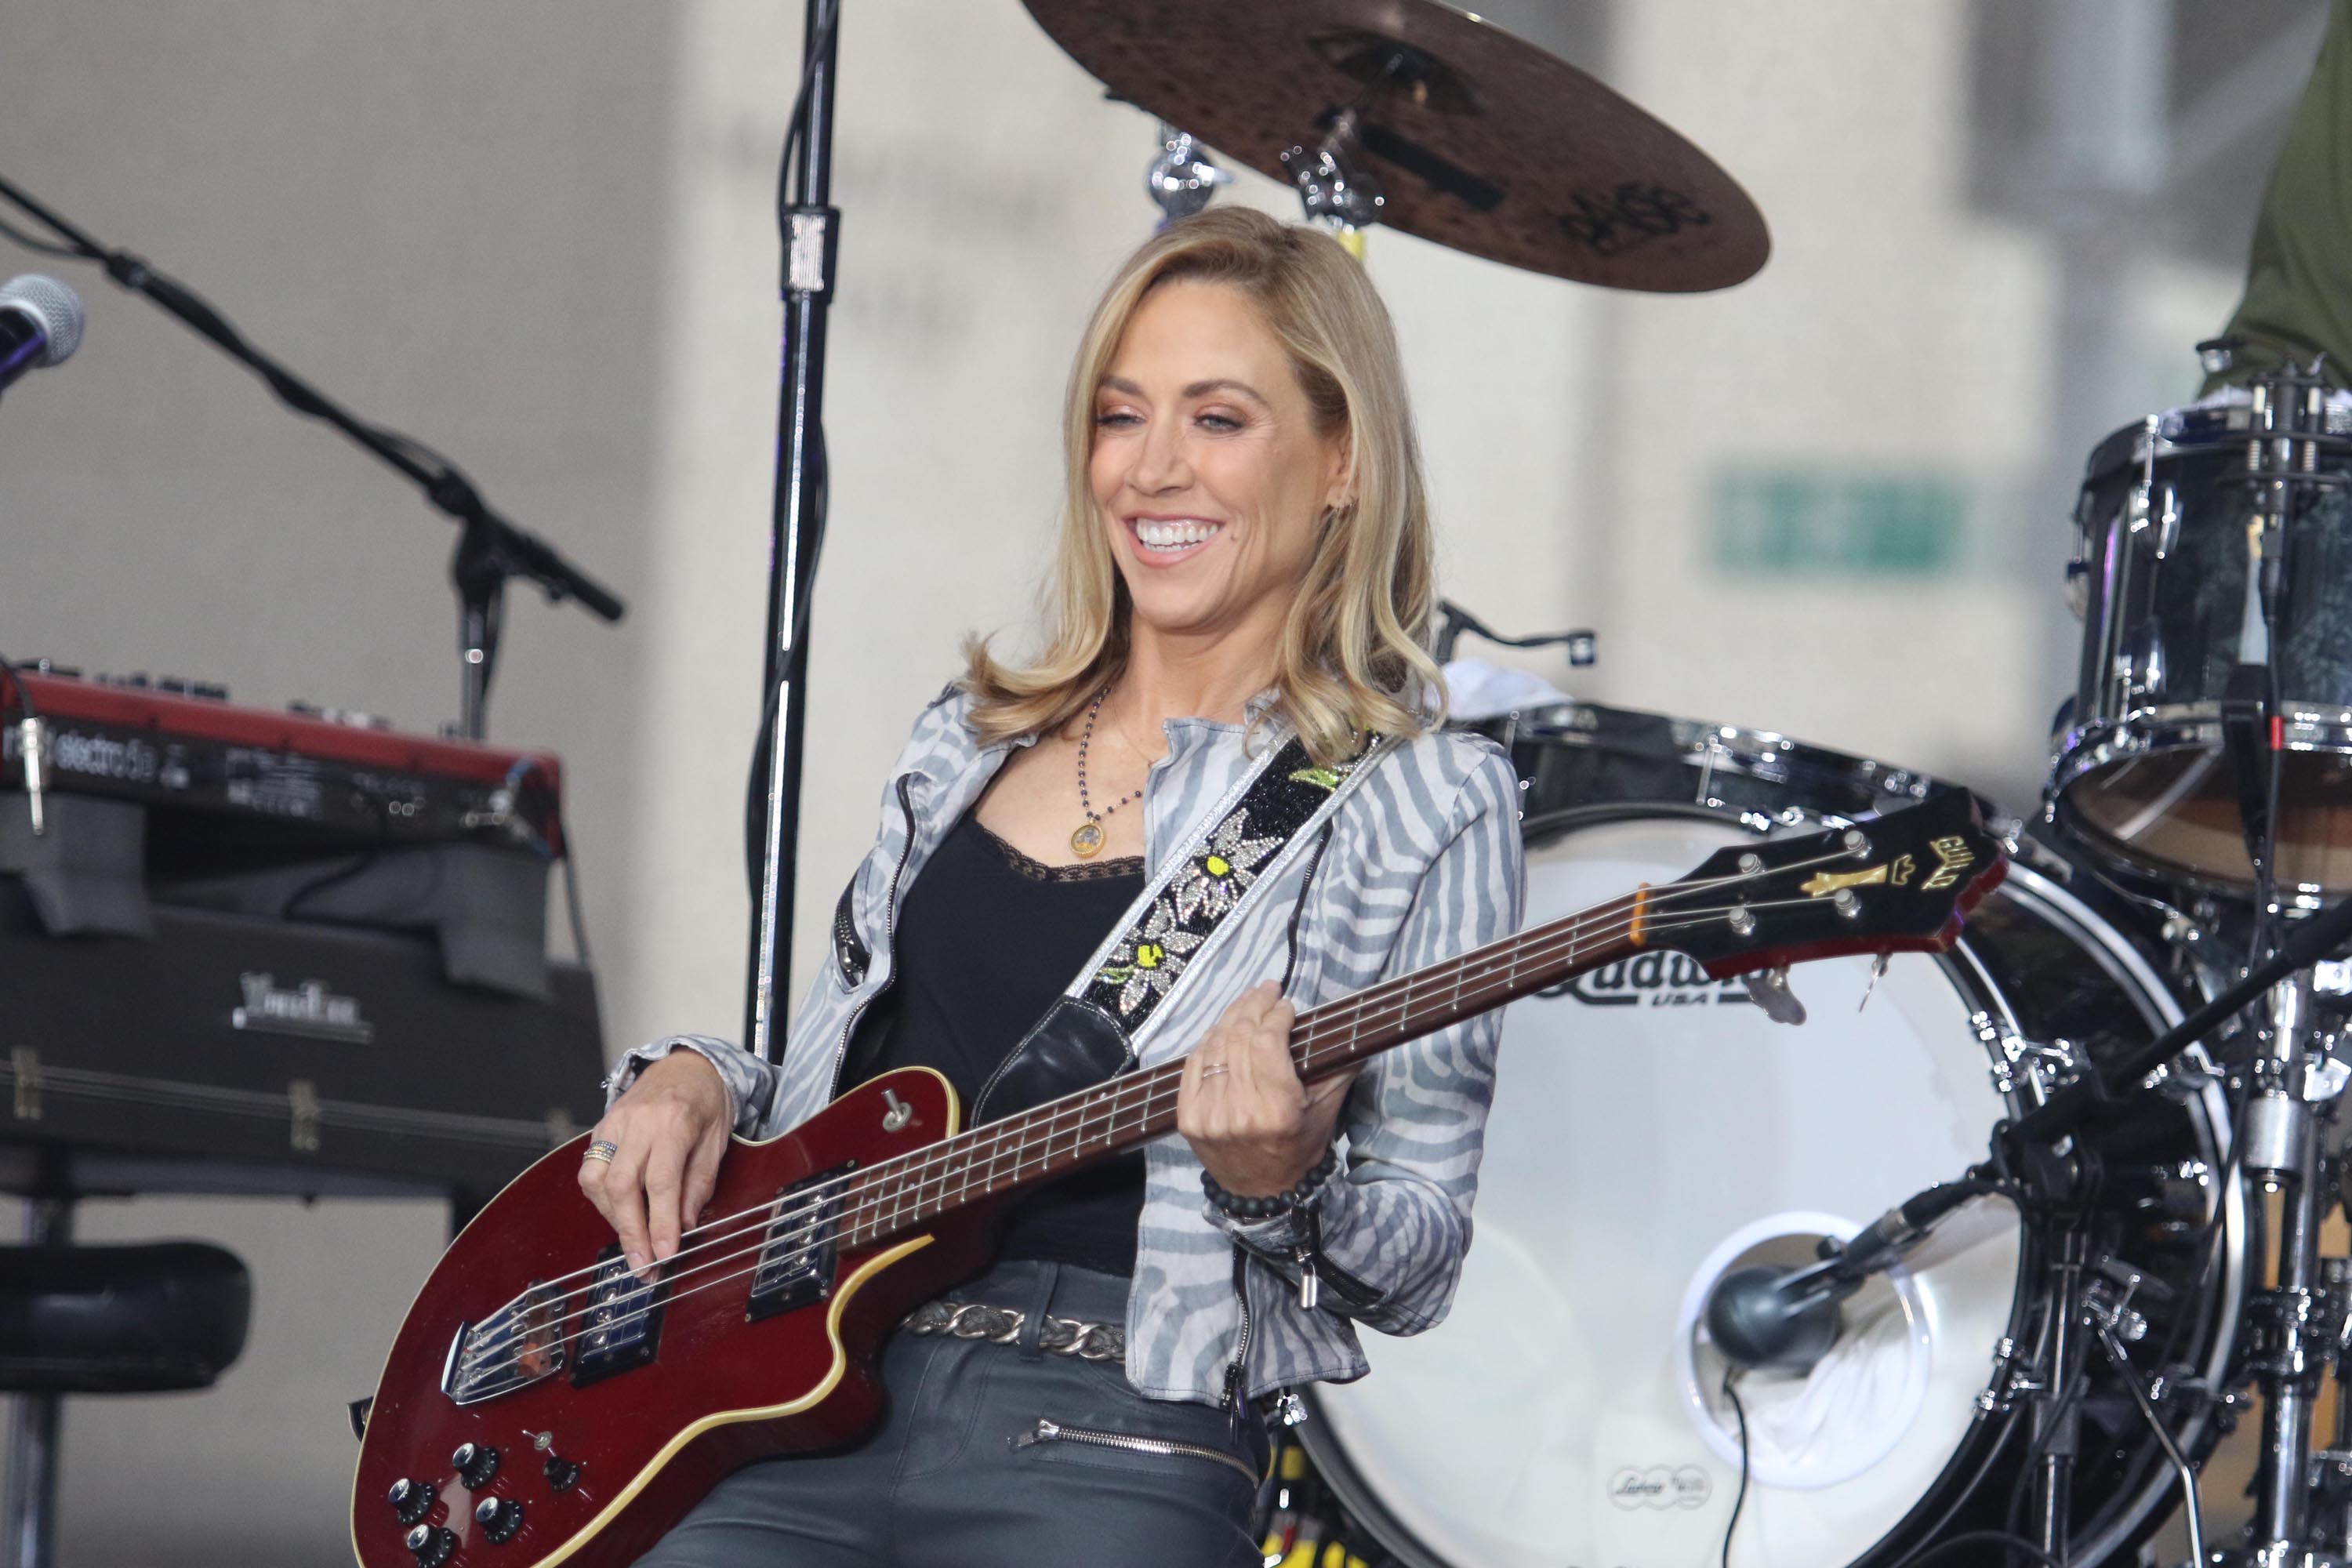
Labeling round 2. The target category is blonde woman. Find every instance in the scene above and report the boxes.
[589,207,1524,1567]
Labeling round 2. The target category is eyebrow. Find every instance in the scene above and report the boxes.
[1098,375,1271,406]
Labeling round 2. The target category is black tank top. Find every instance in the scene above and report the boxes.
[843,807,1148,1276]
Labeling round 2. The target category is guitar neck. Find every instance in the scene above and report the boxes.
[836,888,1650,1246]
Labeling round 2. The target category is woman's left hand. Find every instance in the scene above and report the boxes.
[1177,980,1355,1198]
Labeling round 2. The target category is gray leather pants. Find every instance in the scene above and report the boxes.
[633,1260,1269,1567]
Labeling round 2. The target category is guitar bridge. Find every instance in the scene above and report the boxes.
[747,1163,855,1323]
[444,1281,567,1405]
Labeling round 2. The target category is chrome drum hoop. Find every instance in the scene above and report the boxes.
[1297,797,2242,1568]
[2058,399,2352,895]
[1494,700,1955,833]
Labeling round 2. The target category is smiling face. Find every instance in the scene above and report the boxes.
[1089,279,1352,659]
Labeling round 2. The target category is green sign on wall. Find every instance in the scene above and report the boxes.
[1711,468,1968,576]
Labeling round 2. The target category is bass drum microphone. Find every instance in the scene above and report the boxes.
[1704,1179,1999,1374]
[0,274,85,396]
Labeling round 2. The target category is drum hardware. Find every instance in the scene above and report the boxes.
[1430,599,1597,669]
[2085,1269,2209,1568]
[1984,1033,2087,1102]
[1020,0,1771,291]
[1144,122,1229,225]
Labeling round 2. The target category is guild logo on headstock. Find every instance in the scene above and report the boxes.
[1920,835,1976,891]
[1799,854,1914,900]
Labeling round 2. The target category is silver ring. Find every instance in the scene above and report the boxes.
[1200,1063,1230,1079]
[583,1139,619,1164]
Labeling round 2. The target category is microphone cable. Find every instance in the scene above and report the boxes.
[1718,1366,1749,1568]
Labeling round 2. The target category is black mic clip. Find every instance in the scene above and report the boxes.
[1703,1180,2000,1376]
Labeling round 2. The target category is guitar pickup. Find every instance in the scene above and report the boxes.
[747,1163,854,1323]
[568,1245,671,1388]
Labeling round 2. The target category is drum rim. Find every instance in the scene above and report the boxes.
[2081,397,2352,485]
[1501,699,1951,826]
[1298,820,2243,1568]
[2053,717,2352,896]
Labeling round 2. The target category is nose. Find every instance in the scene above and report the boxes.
[1127,410,1192,496]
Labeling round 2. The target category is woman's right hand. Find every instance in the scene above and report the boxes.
[578,1049,733,1278]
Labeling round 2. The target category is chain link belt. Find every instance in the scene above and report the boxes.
[899,1299,1126,1362]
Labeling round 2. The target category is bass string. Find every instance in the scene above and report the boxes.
[456,893,1811,1380]
[760,863,1853,1247]
[457,887,1657,1370]
[465,866,1688,1341]
[462,850,1881,1374]
[473,835,1866,1339]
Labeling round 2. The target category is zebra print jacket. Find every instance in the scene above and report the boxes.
[606,686,1524,1406]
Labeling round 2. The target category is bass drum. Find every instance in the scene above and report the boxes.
[1301,706,2245,1568]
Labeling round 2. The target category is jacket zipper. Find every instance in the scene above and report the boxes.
[828,774,920,1098]
[1221,1246,1253,1441]
[1012,1419,1258,1483]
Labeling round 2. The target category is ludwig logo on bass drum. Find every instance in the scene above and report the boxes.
[1550,952,1751,1009]
[1607,1465,1711,1511]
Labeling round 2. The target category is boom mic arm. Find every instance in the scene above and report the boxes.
[1704,1179,2002,1374]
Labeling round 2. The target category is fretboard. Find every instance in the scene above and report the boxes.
[832,887,1652,1247]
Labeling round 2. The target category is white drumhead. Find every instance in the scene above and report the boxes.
[1310,814,2024,1568]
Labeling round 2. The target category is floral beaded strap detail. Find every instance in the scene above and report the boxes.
[1083,735,1375,1022]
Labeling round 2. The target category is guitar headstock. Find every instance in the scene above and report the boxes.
[1642,792,2007,978]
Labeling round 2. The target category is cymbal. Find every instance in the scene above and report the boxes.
[1022,0,1769,292]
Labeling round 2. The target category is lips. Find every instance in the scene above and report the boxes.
[1123,514,1224,567]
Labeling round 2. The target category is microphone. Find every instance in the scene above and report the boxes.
[1704,1180,1998,1374]
[0,274,85,395]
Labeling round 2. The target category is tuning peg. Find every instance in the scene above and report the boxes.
[1743,966,1806,1026]
[1860,953,1891,1014]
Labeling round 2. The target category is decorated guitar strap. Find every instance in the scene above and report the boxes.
[970,730,1392,1123]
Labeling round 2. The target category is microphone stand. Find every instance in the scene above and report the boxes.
[0,172,626,739]
[743,0,842,1062]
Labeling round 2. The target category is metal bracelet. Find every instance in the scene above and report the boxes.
[899,1299,1126,1362]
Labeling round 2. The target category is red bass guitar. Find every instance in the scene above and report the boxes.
[350,792,2005,1568]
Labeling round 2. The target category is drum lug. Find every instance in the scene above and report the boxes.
[1977,1336,2034,1417]
[1978,1015,2084,1103]
[2082,1275,2151,1345]
[2306,1044,2352,1105]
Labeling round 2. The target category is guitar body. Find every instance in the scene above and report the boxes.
[350,1067,991,1568]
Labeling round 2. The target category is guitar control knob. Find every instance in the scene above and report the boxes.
[452,1442,500,1488]
[474,1496,524,1544]
[388,1479,434,1525]
[404,1523,456,1566]
[543,1454,580,1493]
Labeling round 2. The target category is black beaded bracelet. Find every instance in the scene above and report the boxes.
[1201,1146,1340,1222]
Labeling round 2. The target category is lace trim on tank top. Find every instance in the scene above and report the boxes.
[971,819,1144,884]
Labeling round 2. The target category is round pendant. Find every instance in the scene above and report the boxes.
[1070,821,1105,859]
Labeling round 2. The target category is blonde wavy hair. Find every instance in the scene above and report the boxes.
[961,206,1441,767]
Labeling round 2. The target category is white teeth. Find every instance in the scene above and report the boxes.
[1134,519,1219,550]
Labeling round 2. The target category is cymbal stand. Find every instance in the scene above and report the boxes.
[2229,974,2350,1566]
[2216,363,2352,1567]
[1277,42,1426,234]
